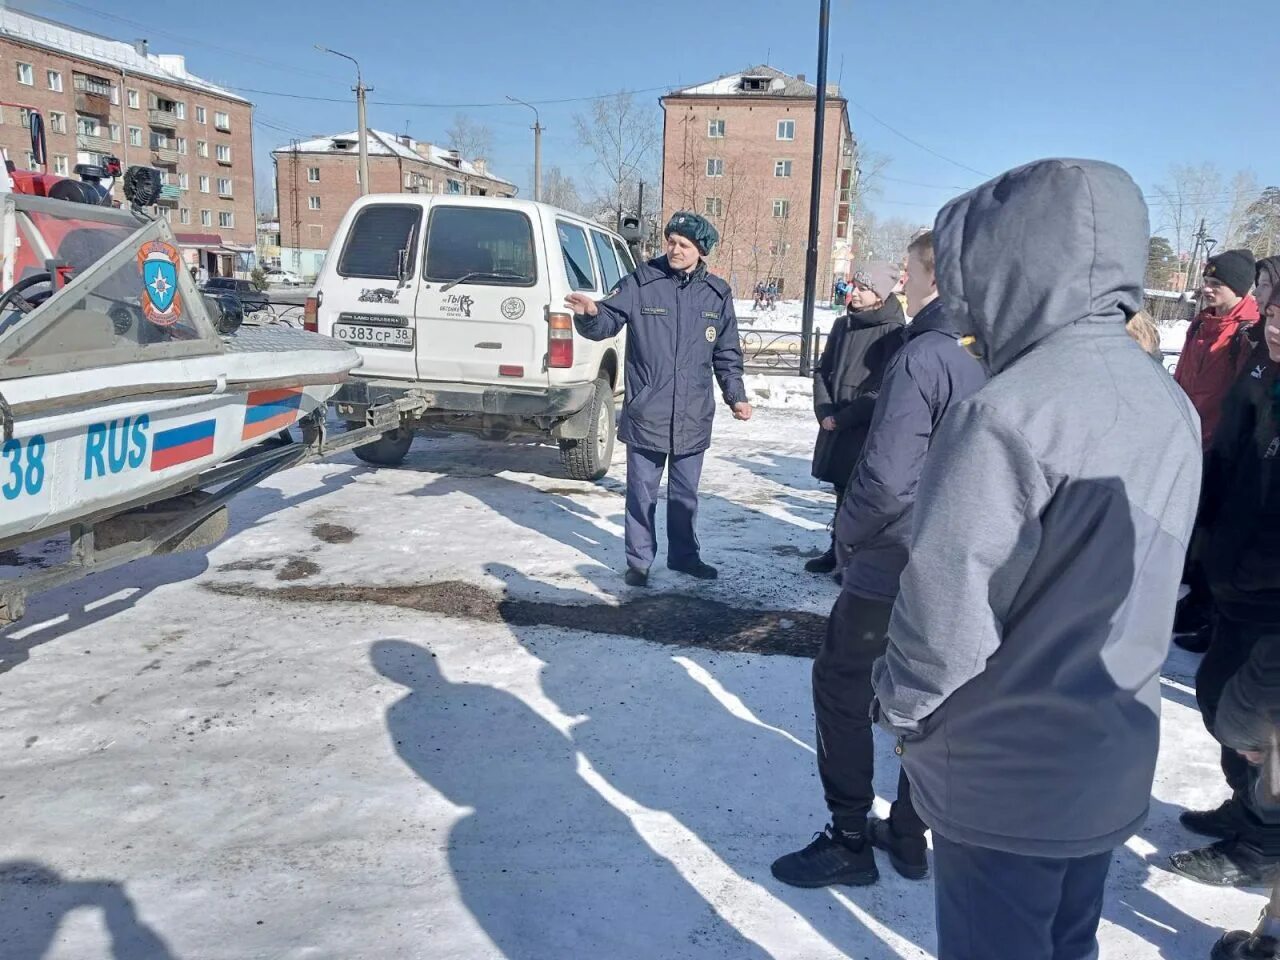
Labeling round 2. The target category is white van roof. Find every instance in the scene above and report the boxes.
[345,193,627,240]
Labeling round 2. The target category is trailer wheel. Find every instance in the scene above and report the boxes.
[559,377,615,481]
[348,424,414,467]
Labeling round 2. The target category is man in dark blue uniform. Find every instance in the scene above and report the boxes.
[568,212,752,587]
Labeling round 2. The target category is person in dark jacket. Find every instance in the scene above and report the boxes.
[1172,288,1280,889]
[805,261,907,574]
[569,212,752,588]
[772,231,985,889]
[871,160,1201,960]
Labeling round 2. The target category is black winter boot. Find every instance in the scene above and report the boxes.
[868,817,929,880]
[1212,930,1280,959]
[1181,798,1245,840]
[805,548,838,574]
[624,567,649,588]
[771,824,879,888]
[1174,624,1213,654]
[1169,839,1280,887]
[670,559,718,580]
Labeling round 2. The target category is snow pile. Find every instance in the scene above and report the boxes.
[746,374,814,411]
[1160,320,1190,353]
[735,299,844,335]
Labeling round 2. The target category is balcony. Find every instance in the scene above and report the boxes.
[73,75,113,115]
[216,155,232,167]
[153,147,180,166]
[156,185,180,207]
[218,189,234,200]
[76,133,114,154]
[215,119,231,133]
[149,109,178,130]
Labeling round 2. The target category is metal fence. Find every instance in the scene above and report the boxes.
[741,329,827,375]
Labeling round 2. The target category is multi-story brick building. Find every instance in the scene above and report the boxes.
[0,8,255,278]
[272,130,516,278]
[660,65,857,297]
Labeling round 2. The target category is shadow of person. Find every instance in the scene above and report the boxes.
[0,860,175,959]
[484,565,934,958]
[369,638,774,960]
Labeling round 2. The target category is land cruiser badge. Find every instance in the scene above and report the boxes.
[501,297,526,320]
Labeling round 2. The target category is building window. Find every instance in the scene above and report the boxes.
[180,207,190,224]
[772,199,791,219]
[705,197,723,217]
[75,114,96,136]
[708,118,725,138]
[217,178,232,196]
[199,175,210,193]
[308,196,321,210]
[25,151,36,169]
[128,126,142,147]
[195,105,206,124]
[158,207,172,222]
[53,155,69,176]
[769,241,791,256]
[175,137,186,154]
[127,88,140,109]
[216,144,231,163]
[446,179,462,194]
[19,108,34,130]
[777,119,796,141]
[214,111,230,131]
[706,158,724,177]
[175,102,186,120]
[149,131,168,150]
[16,62,33,86]
[201,210,212,227]
[47,112,66,134]
[47,70,62,92]
[308,167,320,183]
[109,123,121,142]
[774,160,793,178]
[178,173,189,190]
[197,140,208,158]
[219,211,234,228]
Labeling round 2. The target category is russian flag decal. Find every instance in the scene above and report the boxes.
[151,419,216,472]
[242,388,303,440]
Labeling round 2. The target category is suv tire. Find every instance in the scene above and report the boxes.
[349,424,414,467]
[559,377,615,481]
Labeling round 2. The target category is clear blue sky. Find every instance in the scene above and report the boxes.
[21,0,1275,237]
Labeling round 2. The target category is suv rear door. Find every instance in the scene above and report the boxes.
[319,202,422,381]
[413,203,545,387]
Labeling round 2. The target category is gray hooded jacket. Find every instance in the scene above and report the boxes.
[871,159,1202,858]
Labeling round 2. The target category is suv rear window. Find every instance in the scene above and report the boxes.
[558,221,596,292]
[338,204,421,280]
[590,230,622,293]
[424,207,536,286]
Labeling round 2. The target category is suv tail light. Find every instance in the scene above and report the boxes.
[548,312,573,368]
[303,294,318,333]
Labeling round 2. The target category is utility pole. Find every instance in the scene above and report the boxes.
[318,46,371,195]
[799,0,831,379]
[1182,218,1209,298]
[507,96,542,202]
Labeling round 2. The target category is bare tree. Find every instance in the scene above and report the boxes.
[445,114,495,160]
[540,166,586,214]
[1152,162,1229,258]
[1222,170,1261,248]
[573,92,660,229]
[1242,187,1280,259]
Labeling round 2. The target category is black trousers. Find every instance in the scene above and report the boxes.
[1197,613,1262,798]
[812,590,925,837]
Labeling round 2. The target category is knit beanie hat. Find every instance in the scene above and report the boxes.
[851,261,902,300]
[664,211,720,256]
[1204,249,1257,298]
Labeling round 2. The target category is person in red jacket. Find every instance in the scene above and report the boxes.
[1176,249,1261,450]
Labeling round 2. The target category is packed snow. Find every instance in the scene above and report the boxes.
[0,405,1261,959]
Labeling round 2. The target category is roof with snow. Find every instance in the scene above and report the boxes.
[273,130,514,186]
[668,65,842,100]
[0,8,248,104]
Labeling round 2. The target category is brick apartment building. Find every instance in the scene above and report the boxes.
[272,130,516,277]
[660,65,857,297]
[0,8,256,278]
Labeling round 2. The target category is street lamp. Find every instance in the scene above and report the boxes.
[317,45,370,196]
[799,0,832,379]
[506,96,543,203]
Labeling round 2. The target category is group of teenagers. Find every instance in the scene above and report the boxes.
[568,157,1280,959]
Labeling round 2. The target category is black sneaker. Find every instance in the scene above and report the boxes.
[804,549,837,574]
[1169,839,1280,888]
[670,559,718,580]
[771,825,878,888]
[1174,598,1211,635]
[1181,798,1244,840]
[1173,624,1212,654]
[868,817,929,880]
[1212,930,1280,960]
[624,567,649,588]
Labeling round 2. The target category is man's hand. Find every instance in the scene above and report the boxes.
[821,416,837,432]
[565,293,598,317]
[732,401,753,421]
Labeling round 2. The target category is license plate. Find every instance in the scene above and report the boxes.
[334,323,414,349]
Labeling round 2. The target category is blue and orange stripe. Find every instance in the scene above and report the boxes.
[242,388,304,440]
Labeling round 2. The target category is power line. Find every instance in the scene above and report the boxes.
[227,83,677,110]
[847,98,991,178]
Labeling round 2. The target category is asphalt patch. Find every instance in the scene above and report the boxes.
[276,558,321,582]
[311,523,357,544]
[206,580,826,656]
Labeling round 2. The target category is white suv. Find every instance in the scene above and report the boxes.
[309,196,635,480]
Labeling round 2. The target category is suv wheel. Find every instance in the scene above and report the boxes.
[559,377,615,481]
[349,424,414,467]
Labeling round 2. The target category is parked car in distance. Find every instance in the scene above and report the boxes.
[265,269,304,286]
[311,195,640,480]
[202,276,268,312]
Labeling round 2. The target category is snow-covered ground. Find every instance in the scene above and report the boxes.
[0,406,1261,959]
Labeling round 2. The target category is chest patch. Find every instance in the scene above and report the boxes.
[641,306,668,316]
[705,325,716,343]
[702,312,720,320]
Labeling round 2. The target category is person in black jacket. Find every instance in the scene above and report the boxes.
[806,261,907,574]
[772,230,986,889]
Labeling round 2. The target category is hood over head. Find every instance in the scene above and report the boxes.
[934,158,1148,374]
[1256,255,1280,313]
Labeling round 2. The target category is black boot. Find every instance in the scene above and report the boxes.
[805,548,838,574]
[771,824,878,888]
[670,559,718,580]
[1212,930,1280,959]
[1169,839,1280,887]
[1173,624,1213,654]
[868,817,929,880]
[1181,798,1244,840]
[1174,597,1211,635]
[624,567,649,588]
